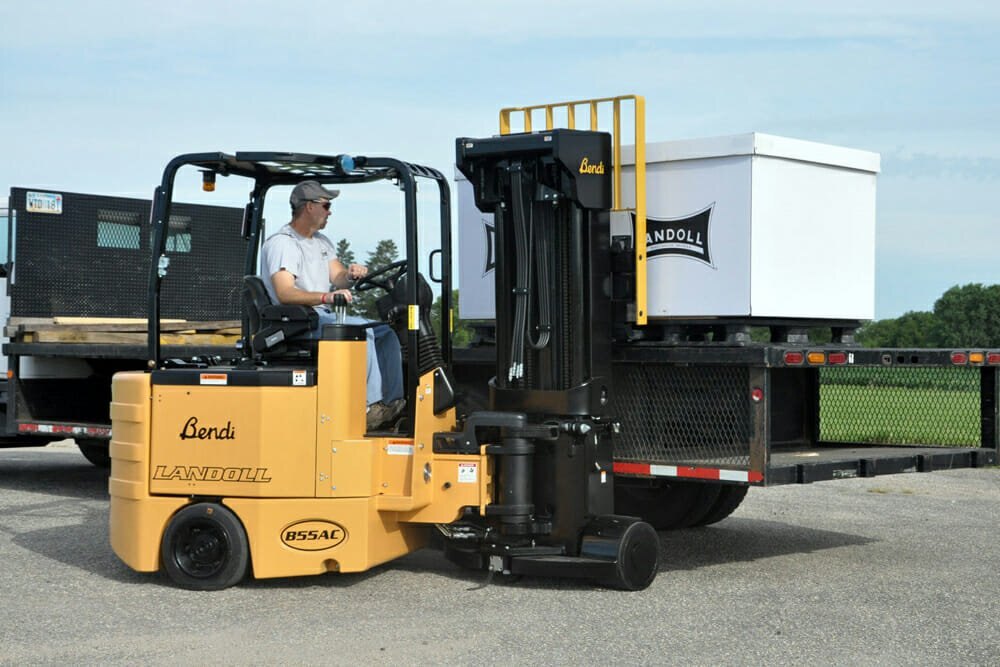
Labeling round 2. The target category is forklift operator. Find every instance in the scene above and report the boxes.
[260,180,405,429]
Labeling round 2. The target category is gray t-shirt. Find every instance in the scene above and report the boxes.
[260,223,337,309]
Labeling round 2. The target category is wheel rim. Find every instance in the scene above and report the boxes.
[171,519,231,579]
[622,526,658,589]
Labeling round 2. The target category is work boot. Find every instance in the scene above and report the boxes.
[366,399,405,430]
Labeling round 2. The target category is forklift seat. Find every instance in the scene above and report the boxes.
[241,275,318,357]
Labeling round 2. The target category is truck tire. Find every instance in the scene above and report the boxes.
[675,483,723,528]
[161,503,249,591]
[692,485,749,527]
[76,439,111,468]
[615,480,704,530]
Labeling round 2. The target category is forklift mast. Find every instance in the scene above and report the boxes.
[454,130,653,565]
[457,130,613,410]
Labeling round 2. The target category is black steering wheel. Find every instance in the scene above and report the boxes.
[354,259,408,292]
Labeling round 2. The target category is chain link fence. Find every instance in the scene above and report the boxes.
[819,366,981,446]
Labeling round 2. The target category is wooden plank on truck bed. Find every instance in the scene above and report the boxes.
[53,317,188,325]
[6,319,240,336]
[22,331,240,345]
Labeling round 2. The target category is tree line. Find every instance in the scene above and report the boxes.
[857,283,1000,348]
[336,238,473,346]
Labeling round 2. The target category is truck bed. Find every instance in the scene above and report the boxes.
[766,444,995,484]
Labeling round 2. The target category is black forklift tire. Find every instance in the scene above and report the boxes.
[160,503,250,591]
[76,439,111,468]
[692,485,749,527]
[599,520,660,591]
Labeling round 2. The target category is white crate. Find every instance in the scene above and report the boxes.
[458,133,879,321]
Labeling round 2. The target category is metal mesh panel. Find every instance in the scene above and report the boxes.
[612,364,751,467]
[10,188,246,320]
[819,366,981,446]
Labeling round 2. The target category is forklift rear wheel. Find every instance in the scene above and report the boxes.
[76,439,110,468]
[600,520,660,591]
[161,503,249,591]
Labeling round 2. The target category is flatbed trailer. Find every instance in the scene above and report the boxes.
[455,342,998,484]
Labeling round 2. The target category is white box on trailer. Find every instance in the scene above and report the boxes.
[457,133,879,322]
[456,172,496,320]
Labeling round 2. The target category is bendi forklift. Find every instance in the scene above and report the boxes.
[109,131,659,591]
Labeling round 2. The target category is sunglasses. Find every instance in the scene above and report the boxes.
[312,200,331,210]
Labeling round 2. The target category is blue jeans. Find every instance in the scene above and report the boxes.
[313,312,404,406]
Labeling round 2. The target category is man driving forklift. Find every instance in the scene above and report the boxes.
[260,180,405,429]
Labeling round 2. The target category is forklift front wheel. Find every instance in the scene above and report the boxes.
[161,503,249,591]
[600,520,660,591]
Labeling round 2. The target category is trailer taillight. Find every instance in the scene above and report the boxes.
[807,352,826,365]
[827,352,847,365]
[951,352,968,365]
[783,351,804,365]
[988,353,1000,365]
[969,352,985,365]
[751,387,764,402]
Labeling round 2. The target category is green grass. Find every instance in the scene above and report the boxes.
[819,381,981,446]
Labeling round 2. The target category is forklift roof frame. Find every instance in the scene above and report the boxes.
[145,151,453,393]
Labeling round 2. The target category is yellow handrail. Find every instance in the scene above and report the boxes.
[499,95,648,325]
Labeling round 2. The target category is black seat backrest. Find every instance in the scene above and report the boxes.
[241,275,318,357]
[242,275,269,335]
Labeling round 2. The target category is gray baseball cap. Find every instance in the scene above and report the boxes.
[290,180,340,208]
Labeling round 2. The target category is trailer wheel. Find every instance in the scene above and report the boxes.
[600,520,659,591]
[675,483,723,528]
[614,481,703,530]
[692,485,749,527]
[161,503,249,591]
[76,439,110,468]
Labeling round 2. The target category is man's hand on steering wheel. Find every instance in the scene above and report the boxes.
[353,259,407,292]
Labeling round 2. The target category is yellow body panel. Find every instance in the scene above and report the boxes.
[149,385,317,497]
[223,497,427,579]
[109,338,494,582]
[108,371,188,571]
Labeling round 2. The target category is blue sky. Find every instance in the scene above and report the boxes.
[2,1,997,319]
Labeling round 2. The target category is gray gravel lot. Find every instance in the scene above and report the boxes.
[0,442,998,666]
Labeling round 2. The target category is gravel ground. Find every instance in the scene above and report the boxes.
[0,442,997,666]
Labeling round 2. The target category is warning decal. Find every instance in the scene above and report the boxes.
[457,462,477,483]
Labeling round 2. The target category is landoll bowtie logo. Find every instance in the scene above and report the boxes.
[483,218,495,276]
[638,204,715,267]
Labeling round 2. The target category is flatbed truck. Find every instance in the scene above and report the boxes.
[0,188,245,465]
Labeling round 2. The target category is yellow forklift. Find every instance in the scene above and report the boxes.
[110,141,659,590]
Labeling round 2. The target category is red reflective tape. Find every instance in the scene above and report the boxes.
[613,462,651,475]
[17,423,111,437]
[676,466,722,480]
[615,461,764,484]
